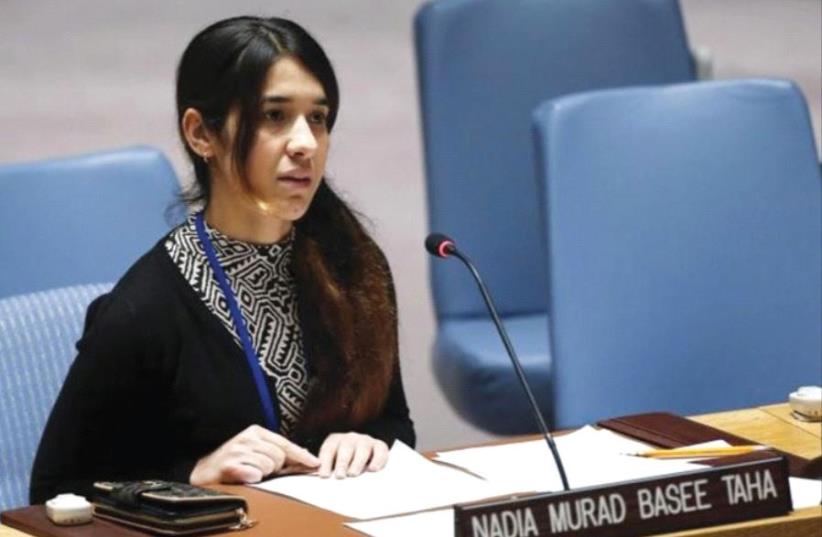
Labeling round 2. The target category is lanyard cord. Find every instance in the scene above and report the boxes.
[194,212,280,432]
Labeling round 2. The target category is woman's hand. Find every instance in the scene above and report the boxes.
[190,425,320,485]
[317,432,389,478]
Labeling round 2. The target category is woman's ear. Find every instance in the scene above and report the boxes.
[181,108,215,159]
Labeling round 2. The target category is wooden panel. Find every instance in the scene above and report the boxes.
[690,404,822,460]
[654,506,822,537]
[759,403,822,438]
[209,484,358,537]
[0,525,34,537]
[1,508,145,537]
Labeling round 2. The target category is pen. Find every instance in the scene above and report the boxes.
[630,445,770,459]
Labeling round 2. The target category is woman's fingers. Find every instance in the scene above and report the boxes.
[347,438,374,477]
[191,425,317,485]
[255,426,320,469]
[224,446,277,478]
[318,434,341,478]
[279,462,320,476]
[367,440,389,472]
[280,440,321,469]
[333,436,356,478]
[223,462,265,484]
[192,427,391,485]
[317,433,391,478]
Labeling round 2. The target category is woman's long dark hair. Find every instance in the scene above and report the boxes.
[176,16,397,433]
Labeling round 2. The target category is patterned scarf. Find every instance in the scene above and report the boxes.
[165,215,310,436]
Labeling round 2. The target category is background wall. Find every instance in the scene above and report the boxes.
[1,0,819,450]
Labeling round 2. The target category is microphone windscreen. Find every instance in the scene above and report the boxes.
[425,233,455,257]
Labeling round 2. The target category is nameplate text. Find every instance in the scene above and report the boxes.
[454,457,791,537]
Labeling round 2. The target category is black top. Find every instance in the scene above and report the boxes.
[29,237,415,504]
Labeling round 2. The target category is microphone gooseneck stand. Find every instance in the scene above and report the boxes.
[427,234,570,491]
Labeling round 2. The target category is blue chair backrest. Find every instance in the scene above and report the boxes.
[415,0,694,320]
[533,79,822,428]
[0,283,112,510]
[0,146,180,298]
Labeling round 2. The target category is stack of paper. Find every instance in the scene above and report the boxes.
[346,509,453,537]
[434,426,702,493]
[253,442,509,520]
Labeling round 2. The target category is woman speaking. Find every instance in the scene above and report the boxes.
[30,15,415,503]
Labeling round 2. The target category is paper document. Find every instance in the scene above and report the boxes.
[346,509,453,537]
[434,426,705,493]
[789,477,822,509]
[253,441,508,519]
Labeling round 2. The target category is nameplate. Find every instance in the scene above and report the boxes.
[454,457,791,537]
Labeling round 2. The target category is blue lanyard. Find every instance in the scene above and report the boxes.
[194,212,280,432]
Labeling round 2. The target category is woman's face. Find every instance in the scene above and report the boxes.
[211,55,330,223]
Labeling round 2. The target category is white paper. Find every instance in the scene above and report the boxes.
[434,426,706,494]
[345,509,453,537]
[789,477,822,509]
[253,441,509,520]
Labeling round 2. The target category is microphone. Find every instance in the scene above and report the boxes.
[425,232,570,491]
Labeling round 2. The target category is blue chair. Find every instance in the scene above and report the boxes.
[533,79,822,428]
[0,283,112,510]
[415,0,695,433]
[0,146,181,298]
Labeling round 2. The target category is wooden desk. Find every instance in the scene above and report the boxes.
[660,404,821,537]
[2,404,819,537]
[0,522,26,536]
